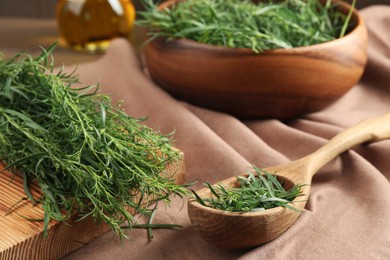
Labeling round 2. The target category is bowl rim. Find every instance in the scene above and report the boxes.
[152,0,366,54]
[187,173,310,218]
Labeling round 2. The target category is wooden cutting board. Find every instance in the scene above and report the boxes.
[0,153,185,259]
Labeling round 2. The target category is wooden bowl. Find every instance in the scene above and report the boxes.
[143,0,368,119]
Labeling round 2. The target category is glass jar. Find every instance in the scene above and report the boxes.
[56,0,136,53]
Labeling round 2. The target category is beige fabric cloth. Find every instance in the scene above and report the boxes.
[64,6,390,260]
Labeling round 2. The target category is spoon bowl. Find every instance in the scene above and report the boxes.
[188,113,390,249]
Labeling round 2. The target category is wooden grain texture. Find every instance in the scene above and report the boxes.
[143,0,368,119]
[0,152,185,259]
[188,112,390,249]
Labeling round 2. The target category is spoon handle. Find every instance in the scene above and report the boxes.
[306,112,390,177]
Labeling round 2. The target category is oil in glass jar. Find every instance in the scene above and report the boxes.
[56,0,136,53]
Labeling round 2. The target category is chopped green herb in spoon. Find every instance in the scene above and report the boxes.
[192,165,304,212]
[138,0,356,53]
[0,44,190,239]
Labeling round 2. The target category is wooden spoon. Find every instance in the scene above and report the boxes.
[187,113,390,250]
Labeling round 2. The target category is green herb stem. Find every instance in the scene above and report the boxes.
[0,44,190,239]
[138,0,356,53]
[193,165,304,212]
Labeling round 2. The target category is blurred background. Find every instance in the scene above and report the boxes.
[0,0,388,66]
[0,0,389,17]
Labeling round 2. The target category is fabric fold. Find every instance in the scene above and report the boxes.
[65,6,390,260]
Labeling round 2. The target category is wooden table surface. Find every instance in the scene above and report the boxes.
[0,17,144,65]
